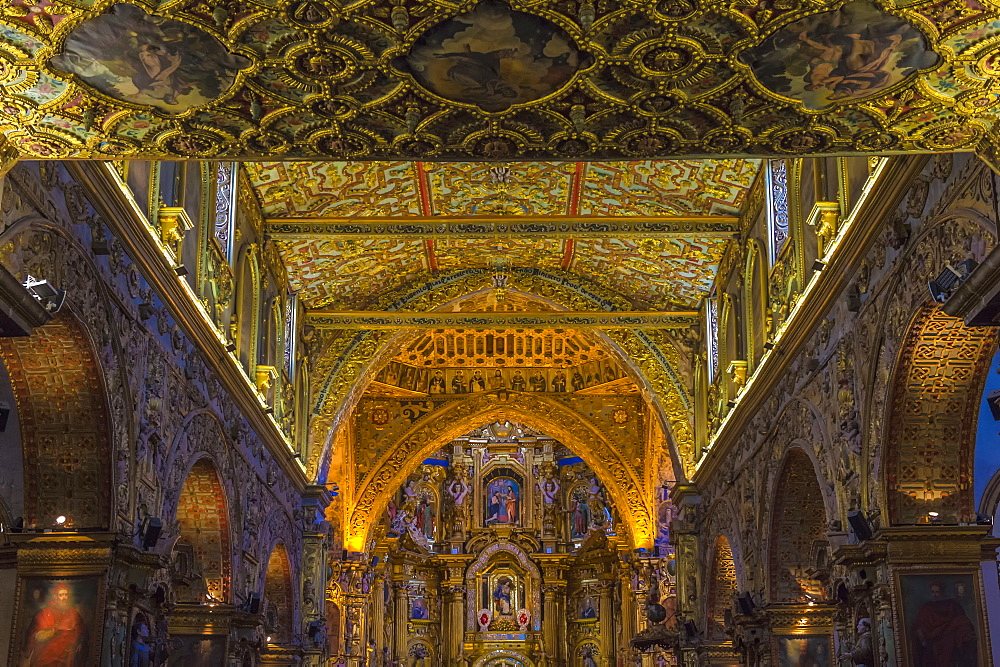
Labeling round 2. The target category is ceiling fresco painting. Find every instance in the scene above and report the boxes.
[3,0,1000,159]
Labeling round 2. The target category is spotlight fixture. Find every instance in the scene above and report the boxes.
[174,265,189,277]
[225,342,237,353]
[55,515,66,525]
[928,259,977,303]
[91,239,110,255]
[812,259,826,272]
[23,276,66,313]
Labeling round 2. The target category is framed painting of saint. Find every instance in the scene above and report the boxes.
[12,576,103,667]
[484,477,520,525]
[896,571,985,666]
[775,634,831,667]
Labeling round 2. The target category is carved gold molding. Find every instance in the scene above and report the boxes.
[306,310,700,330]
[266,216,740,239]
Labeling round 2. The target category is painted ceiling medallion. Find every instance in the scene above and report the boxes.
[740,1,939,111]
[49,3,249,113]
[397,1,591,112]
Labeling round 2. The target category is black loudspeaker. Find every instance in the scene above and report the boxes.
[139,517,162,550]
[684,620,698,638]
[988,388,1000,421]
[246,592,261,614]
[737,592,755,616]
[847,510,873,541]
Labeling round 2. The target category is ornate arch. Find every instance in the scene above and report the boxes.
[0,215,135,529]
[174,456,233,603]
[263,542,295,644]
[308,268,694,482]
[344,391,653,550]
[767,446,829,604]
[705,535,738,640]
[859,202,998,514]
[0,313,112,529]
[882,305,996,525]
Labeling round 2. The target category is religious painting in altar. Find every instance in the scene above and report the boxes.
[484,476,520,526]
[12,577,102,666]
[49,4,250,114]
[578,596,598,620]
[774,635,832,667]
[739,1,939,111]
[410,596,430,620]
[896,572,985,666]
[398,0,589,112]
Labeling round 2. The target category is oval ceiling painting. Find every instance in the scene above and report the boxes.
[399,1,590,112]
[49,3,250,114]
[739,0,940,111]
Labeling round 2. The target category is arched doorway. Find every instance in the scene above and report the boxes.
[263,543,294,645]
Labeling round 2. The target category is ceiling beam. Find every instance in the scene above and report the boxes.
[305,310,701,330]
[266,215,740,240]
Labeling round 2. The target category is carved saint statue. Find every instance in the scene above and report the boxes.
[839,617,874,666]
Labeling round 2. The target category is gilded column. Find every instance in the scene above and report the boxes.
[541,580,567,666]
[443,583,465,665]
[392,579,411,663]
[371,572,387,660]
[599,579,615,665]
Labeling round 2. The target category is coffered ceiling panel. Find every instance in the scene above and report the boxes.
[3,0,1000,160]
[249,159,760,218]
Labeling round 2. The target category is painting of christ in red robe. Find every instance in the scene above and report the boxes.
[18,578,97,667]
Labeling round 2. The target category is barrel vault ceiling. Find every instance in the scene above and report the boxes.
[253,159,757,310]
[1,0,1000,161]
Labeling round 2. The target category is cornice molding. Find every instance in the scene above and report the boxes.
[694,155,932,484]
[65,162,308,492]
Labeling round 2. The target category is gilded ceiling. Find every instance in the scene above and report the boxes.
[246,159,760,217]
[3,0,1000,160]
[274,236,729,309]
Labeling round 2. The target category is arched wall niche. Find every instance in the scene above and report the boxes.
[0,312,112,530]
[173,456,233,603]
[767,447,829,604]
[307,270,694,484]
[0,216,136,528]
[883,305,997,525]
[858,204,997,516]
[263,542,295,644]
[343,392,652,551]
[705,535,738,640]
[465,540,542,632]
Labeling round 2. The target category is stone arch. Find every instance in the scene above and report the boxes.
[344,392,653,550]
[858,201,997,514]
[262,542,294,644]
[308,268,694,482]
[0,214,136,527]
[0,313,113,530]
[705,535,738,640]
[882,305,996,524]
[767,447,829,604]
[173,456,233,603]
